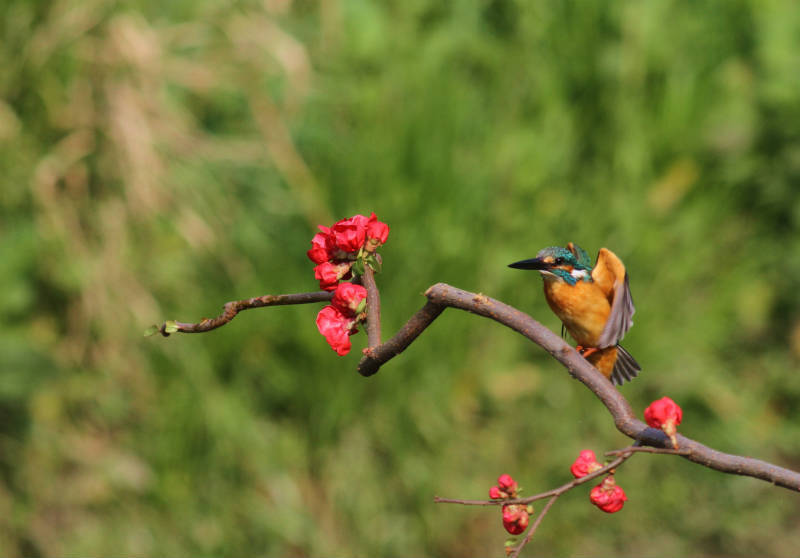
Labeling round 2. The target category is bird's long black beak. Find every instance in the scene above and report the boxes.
[508,257,551,271]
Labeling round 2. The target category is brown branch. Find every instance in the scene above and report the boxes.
[605,446,691,457]
[154,291,333,336]
[150,280,800,492]
[436,449,638,557]
[434,449,635,507]
[364,283,800,492]
[510,495,558,558]
[361,265,381,348]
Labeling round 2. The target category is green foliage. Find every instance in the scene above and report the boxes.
[1,0,799,555]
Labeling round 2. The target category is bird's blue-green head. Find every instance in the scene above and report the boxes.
[508,244,593,286]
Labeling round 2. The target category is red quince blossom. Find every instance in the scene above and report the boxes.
[489,486,505,499]
[365,212,389,251]
[307,227,333,264]
[332,282,368,315]
[316,305,357,356]
[570,449,603,479]
[331,214,370,253]
[644,396,683,448]
[489,474,518,500]
[314,261,352,291]
[497,474,517,493]
[502,505,530,535]
[589,475,627,513]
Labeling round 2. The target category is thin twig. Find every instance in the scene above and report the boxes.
[155,291,333,335]
[605,446,691,457]
[434,451,635,507]
[510,494,559,558]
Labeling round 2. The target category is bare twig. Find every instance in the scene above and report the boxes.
[434,450,635,507]
[155,291,333,336]
[605,446,691,457]
[510,495,559,558]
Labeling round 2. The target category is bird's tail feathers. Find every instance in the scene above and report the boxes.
[610,345,640,386]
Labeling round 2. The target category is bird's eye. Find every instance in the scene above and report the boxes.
[554,257,564,265]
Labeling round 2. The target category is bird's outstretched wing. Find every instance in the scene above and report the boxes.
[592,248,635,347]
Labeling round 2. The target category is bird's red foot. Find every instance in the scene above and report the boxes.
[576,345,600,358]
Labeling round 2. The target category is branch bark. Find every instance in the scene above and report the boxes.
[152,282,800,492]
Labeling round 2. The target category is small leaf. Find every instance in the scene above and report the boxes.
[356,299,367,314]
[366,254,382,273]
[143,325,160,337]
[164,320,180,334]
[351,258,365,276]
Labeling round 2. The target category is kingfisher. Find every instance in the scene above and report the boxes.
[508,243,640,385]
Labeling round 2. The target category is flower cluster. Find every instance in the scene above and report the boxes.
[570,449,627,513]
[488,474,532,535]
[308,213,388,355]
[315,282,367,355]
[644,396,683,448]
[307,213,389,291]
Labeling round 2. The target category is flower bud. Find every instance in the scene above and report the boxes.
[489,486,506,500]
[502,504,529,535]
[307,228,333,264]
[497,474,517,493]
[314,261,353,291]
[331,214,370,253]
[332,283,368,316]
[570,449,603,478]
[589,475,627,513]
[644,396,683,448]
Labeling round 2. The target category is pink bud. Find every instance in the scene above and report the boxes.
[502,504,529,535]
[306,228,334,264]
[644,396,683,448]
[331,214,370,253]
[488,486,505,499]
[331,282,368,316]
[497,474,517,493]
[365,212,389,251]
[589,475,627,513]
[570,449,603,479]
[314,261,353,291]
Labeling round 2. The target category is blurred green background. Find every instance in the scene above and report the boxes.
[2,0,800,555]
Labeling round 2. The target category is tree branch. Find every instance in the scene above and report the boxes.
[151,281,800,491]
[361,265,381,348]
[154,291,333,336]
[362,283,800,492]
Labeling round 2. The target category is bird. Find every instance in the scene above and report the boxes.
[508,242,640,385]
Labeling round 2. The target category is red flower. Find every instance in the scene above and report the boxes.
[331,214,370,253]
[307,227,333,264]
[365,212,389,251]
[502,505,530,535]
[489,486,505,499]
[332,282,368,315]
[314,261,352,291]
[570,449,603,479]
[644,396,683,448]
[316,305,357,356]
[497,474,517,493]
[589,475,627,513]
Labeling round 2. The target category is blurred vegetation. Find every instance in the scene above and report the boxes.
[1,0,799,555]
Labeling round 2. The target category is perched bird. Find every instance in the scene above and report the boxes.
[508,243,640,385]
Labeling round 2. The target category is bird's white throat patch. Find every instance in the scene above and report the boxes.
[570,268,589,280]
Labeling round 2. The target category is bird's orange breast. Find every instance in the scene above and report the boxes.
[542,278,611,347]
